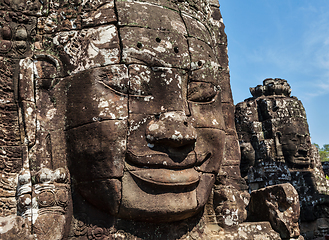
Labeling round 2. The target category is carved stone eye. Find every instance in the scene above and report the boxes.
[187,82,219,102]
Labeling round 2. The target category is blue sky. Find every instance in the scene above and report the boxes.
[219,0,329,147]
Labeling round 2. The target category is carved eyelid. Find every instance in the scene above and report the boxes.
[188,91,219,104]
[187,82,220,103]
[98,80,153,98]
[98,81,129,96]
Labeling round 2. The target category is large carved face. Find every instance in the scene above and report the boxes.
[279,123,311,168]
[64,2,225,222]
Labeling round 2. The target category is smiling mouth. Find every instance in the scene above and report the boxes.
[127,166,201,187]
[125,151,211,187]
[126,150,211,169]
[293,157,310,164]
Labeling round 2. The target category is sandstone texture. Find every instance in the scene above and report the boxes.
[235,78,329,239]
[0,0,310,239]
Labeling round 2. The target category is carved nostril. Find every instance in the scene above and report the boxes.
[146,112,196,148]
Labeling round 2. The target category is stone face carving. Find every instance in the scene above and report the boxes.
[0,0,252,239]
[235,78,312,186]
[1,0,304,239]
[62,0,226,223]
[236,78,329,238]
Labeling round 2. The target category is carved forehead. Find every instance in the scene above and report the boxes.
[14,0,225,87]
[277,121,310,136]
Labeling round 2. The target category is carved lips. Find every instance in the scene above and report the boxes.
[128,167,201,187]
[125,150,211,187]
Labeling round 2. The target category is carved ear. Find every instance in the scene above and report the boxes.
[33,54,63,89]
[275,132,284,159]
[19,57,36,147]
[18,55,62,147]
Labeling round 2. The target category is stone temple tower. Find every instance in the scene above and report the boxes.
[235,78,329,237]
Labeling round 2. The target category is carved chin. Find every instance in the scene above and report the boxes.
[117,171,215,222]
[76,170,215,222]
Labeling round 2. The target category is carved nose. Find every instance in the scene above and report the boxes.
[145,111,197,148]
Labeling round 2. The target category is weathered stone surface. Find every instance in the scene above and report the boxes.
[120,27,190,68]
[51,25,120,75]
[21,101,36,147]
[194,128,226,173]
[0,0,47,16]
[0,147,22,174]
[77,179,121,216]
[0,0,282,239]
[249,183,300,239]
[196,173,215,208]
[82,2,116,27]
[0,215,31,240]
[235,78,329,238]
[31,167,72,240]
[19,58,34,103]
[182,13,213,45]
[220,73,233,104]
[119,170,198,222]
[223,222,281,240]
[65,66,128,128]
[0,70,14,105]
[214,185,248,229]
[128,67,189,115]
[66,120,127,182]
[0,104,21,147]
[188,37,220,74]
[117,1,185,34]
[188,90,224,129]
[0,11,36,58]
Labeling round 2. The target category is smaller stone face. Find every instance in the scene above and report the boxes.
[240,142,255,177]
[279,122,311,168]
[236,78,312,176]
[248,183,300,239]
[235,78,329,238]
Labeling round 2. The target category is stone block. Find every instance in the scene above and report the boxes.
[128,67,189,115]
[52,25,120,75]
[76,179,121,216]
[119,170,198,222]
[81,3,116,27]
[0,104,20,146]
[194,128,225,173]
[120,27,190,68]
[117,1,185,34]
[249,183,301,239]
[66,120,127,182]
[65,66,128,129]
